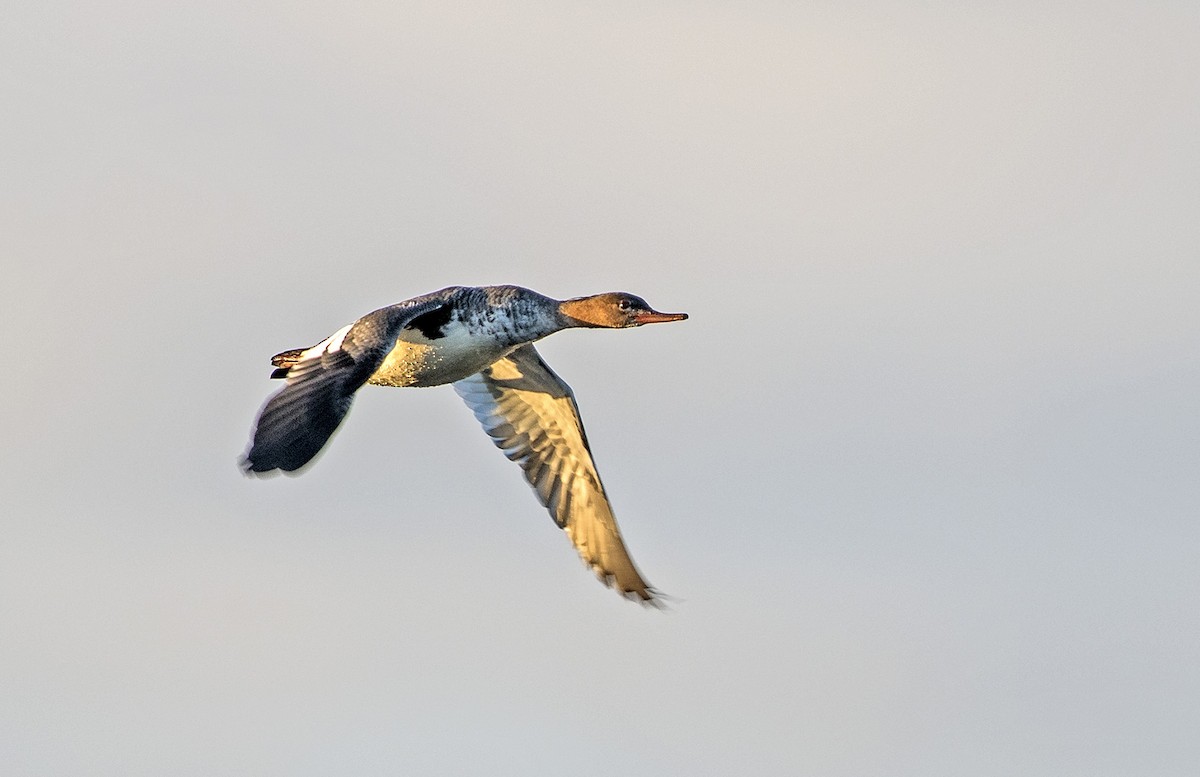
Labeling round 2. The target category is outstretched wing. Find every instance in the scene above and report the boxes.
[242,297,451,475]
[453,344,660,603]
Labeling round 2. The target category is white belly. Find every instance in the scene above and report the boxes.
[367,321,512,388]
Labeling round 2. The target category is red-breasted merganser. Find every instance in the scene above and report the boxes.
[241,285,688,604]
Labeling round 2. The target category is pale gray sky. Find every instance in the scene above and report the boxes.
[3,3,1199,775]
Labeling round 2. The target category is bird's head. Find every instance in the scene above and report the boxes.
[559,292,689,329]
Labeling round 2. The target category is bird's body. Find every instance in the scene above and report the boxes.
[242,285,687,604]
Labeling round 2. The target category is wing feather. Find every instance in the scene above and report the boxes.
[242,297,451,475]
[454,344,660,604]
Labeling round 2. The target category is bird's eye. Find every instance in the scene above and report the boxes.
[618,299,632,311]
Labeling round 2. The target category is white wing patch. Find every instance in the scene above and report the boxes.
[312,323,353,356]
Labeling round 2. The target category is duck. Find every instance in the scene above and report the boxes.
[241,285,688,604]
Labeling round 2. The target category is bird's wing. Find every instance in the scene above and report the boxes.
[242,296,452,475]
[453,344,660,603]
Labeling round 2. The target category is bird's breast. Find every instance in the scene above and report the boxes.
[368,318,513,387]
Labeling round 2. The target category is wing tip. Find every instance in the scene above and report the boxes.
[592,567,672,610]
[239,446,323,477]
[238,452,279,478]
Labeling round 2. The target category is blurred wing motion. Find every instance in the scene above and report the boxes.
[454,344,659,603]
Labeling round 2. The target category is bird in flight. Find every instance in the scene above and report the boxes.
[242,285,687,604]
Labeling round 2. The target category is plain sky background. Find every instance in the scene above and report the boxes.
[3,2,1198,775]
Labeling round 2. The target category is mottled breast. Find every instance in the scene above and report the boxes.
[367,314,516,388]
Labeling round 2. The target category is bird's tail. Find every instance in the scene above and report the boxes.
[268,348,306,379]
